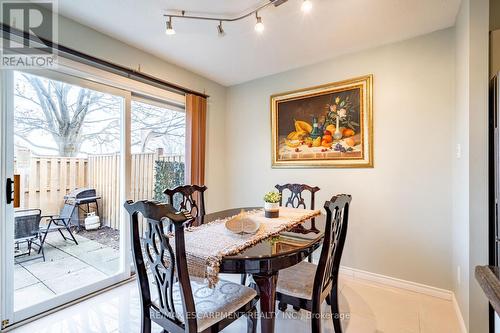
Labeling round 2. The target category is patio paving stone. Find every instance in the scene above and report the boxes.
[43,266,108,294]
[74,247,120,273]
[14,282,55,311]
[23,255,88,282]
[19,245,68,266]
[14,266,38,290]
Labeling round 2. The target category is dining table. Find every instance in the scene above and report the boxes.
[194,207,327,333]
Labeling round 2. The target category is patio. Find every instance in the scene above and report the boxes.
[14,229,120,311]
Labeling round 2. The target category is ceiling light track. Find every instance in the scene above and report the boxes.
[163,0,311,36]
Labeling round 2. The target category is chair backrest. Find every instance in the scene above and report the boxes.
[124,200,196,332]
[275,183,320,209]
[60,203,76,219]
[163,185,207,224]
[14,209,42,240]
[313,194,351,304]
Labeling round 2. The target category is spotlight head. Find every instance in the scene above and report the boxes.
[165,16,175,35]
[301,0,312,13]
[254,13,264,33]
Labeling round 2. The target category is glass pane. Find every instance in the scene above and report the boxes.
[12,71,123,311]
[131,99,185,203]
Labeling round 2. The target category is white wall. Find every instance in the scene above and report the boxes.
[226,29,455,290]
[453,0,471,326]
[51,14,229,212]
[468,0,490,331]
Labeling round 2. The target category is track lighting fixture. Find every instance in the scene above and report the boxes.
[164,0,311,37]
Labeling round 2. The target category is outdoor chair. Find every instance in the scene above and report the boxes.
[14,209,45,262]
[39,203,79,252]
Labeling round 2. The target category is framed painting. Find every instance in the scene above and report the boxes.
[271,74,373,168]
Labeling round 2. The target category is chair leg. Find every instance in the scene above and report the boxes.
[141,316,151,333]
[62,221,78,245]
[38,221,52,254]
[57,228,68,240]
[247,307,257,333]
[241,274,247,285]
[330,288,342,333]
[308,254,313,263]
[311,312,322,333]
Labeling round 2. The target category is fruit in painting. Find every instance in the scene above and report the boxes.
[287,131,298,140]
[285,140,301,148]
[324,130,332,136]
[325,124,335,134]
[322,134,333,143]
[286,130,308,141]
[321,140,333,148]
[342,128,355,137]
[294,120,313,134]
[312,137,321,147]
[345,138,355,147]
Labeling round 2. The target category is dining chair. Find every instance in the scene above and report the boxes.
[164,184,207,226]
[276,194,351,333]
[275,183,320,262]
[124,200,258,333]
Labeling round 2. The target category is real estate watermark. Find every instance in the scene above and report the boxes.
[1,0,58,68]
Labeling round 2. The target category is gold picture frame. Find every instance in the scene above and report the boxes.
[271,75,373,168]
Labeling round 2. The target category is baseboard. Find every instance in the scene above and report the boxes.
[452,293,468,333]
[339,266,453,300]
[339,266,468,332]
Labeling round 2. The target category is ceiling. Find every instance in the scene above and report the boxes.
[57,0,461,86]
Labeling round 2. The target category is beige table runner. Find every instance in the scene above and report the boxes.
[175,207,321,287]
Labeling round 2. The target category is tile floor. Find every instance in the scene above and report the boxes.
[9,273,462,333]
[14,232,120,311]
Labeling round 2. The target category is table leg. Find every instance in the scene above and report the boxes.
[253,272,278,333]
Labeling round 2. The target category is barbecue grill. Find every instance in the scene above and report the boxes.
[64,188,101,229]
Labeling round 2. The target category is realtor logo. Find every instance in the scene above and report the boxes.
[1,0,57,68]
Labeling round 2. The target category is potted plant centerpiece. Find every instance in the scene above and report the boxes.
[263,191,281,218]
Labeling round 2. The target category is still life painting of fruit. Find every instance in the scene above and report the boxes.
[271,75,373,168]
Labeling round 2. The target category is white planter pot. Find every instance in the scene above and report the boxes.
[264,202,279,212]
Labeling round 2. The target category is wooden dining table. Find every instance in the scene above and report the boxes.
[197,207,326,333]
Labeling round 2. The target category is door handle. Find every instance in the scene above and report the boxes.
[5,178,14,204]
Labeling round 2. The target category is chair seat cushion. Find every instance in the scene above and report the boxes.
[155,278,257,332]
[277,261,317,300]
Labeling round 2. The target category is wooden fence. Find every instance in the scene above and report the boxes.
[16,157,88,215]
[16,153,183,230]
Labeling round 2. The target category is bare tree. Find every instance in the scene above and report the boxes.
[14,73,185,157]
[15,73,120,156]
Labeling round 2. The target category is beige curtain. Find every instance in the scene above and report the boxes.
[185,94,207,186]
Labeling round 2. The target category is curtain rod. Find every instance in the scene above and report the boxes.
[1,24,209,98]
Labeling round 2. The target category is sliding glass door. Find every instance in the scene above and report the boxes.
[0,69,132,327]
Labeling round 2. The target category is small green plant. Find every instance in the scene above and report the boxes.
[263,191,281,203]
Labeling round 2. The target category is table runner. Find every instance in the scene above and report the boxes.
[175,207,320,287]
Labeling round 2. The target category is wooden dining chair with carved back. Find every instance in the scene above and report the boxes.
[164,184,207,226]
[275,183,320,262]
[241,183,321,287]
[124,200,258,333]
[276,194,351,333]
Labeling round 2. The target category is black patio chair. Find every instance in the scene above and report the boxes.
[39,203,79,252]
[14,209,45,262]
